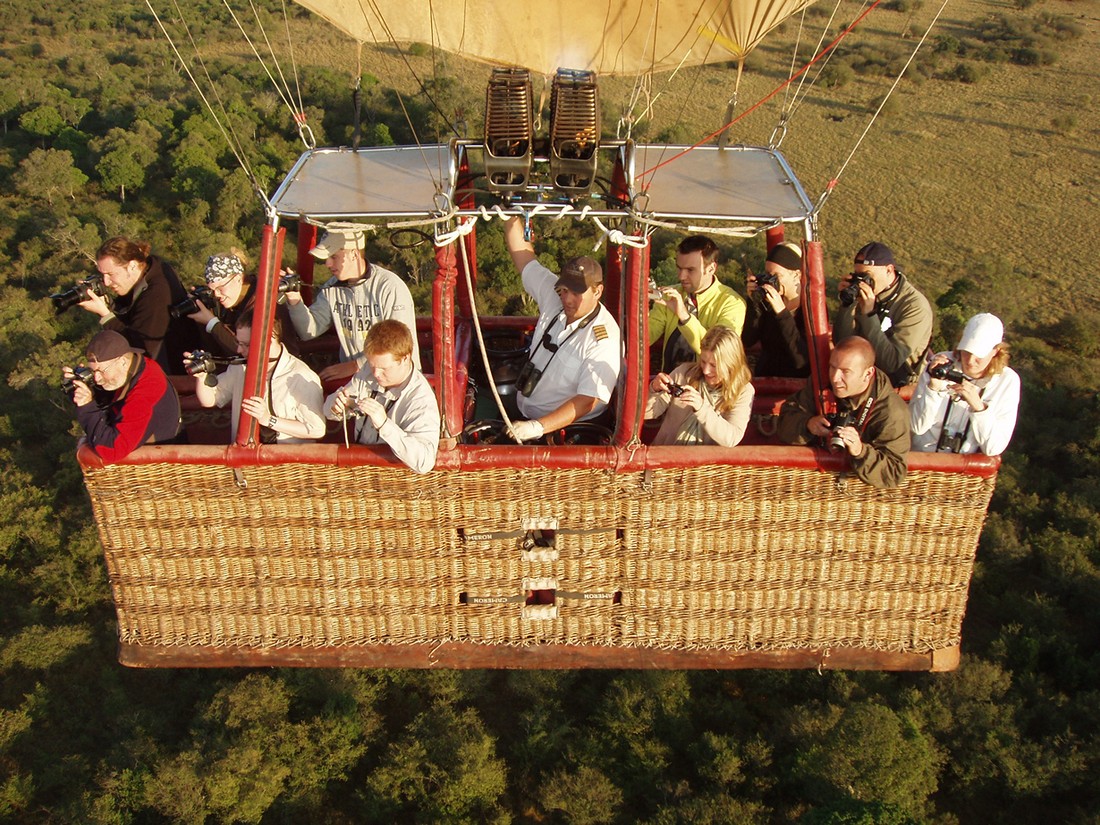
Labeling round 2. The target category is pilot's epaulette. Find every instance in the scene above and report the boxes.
[593,325,608,341]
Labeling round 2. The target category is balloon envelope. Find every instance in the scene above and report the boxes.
[290,0,818,75]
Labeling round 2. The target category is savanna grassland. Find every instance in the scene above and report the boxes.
[1,0,1099,823]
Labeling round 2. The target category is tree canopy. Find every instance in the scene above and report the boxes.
[0,0,1098,822]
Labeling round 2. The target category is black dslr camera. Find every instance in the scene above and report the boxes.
[61,365,95,398]
[50,274,108,314]
[184,350,218,377]
[839,271,873,307]
[169,285,216,319]
[277,271,301,304]
[516,360,544,397]
[825,410,854,453]
[929,362,967,384]
[754,270,780,293]
[666,383,687,398]
[184,350,243,386]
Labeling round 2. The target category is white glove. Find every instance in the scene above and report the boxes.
[510,419,545,442]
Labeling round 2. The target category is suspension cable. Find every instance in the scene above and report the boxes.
[816,0,952,211]
[147,0,267,204]
[217,0,309,145]
[788,0,871,123]
[637,0,886,185]
[279,0,305,115]
[452,218,523,442]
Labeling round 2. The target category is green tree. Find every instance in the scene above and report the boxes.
[93,122,160,201]
[13,148,89,205]
[363,704,509,823]
[790,702,942,820]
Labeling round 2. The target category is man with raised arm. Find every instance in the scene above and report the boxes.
[502,216,621,442]
[324,319,440,473]
[649,234,747,372]
[832,241,932,388]
[283,230,420,382]
[777,336,909,489]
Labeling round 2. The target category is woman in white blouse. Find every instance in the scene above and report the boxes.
[910,313,1020,455]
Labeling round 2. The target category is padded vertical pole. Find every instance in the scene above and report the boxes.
[433,241,461,441]
[236,224,285,447]
[802,240,833,415]
[296,222,317,304]
[766,225,785,253]
[615,243,648,448]
[455,155,477,318]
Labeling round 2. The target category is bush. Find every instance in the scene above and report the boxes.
[869,94,901,117]
[820,61,855,89]
[949,61,986,83]
[934,34,961,54]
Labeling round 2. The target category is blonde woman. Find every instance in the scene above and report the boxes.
[646,325,755,446]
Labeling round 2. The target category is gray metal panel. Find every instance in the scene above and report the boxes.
[270,145,454,219]
[633,144,813,222]
[268,143,813,225]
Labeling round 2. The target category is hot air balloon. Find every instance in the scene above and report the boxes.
[79,0,992,671]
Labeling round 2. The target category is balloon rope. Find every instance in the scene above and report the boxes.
[818,0,952,208]
[145,0,267,204]
[637,0,886,185]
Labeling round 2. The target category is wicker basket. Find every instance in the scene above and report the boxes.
[81,443,995,670]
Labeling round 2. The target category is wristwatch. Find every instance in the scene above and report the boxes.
[268,415,278,429]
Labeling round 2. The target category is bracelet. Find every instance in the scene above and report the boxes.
[268,415,278,429]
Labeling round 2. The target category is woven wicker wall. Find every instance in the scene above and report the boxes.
[83,458,993,658]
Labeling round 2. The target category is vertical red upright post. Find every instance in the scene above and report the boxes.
[615,243,649,448]
[296,223,318,305]
[237,224,286,446]
[603,242,622,327]
[432,241,461,441]
[802,240,833,415]
[766,225,785,253]
[454,156,477,319]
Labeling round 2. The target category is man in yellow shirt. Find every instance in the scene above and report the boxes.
[649,235,747,372]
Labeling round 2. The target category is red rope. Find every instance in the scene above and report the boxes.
[637,0,885,185]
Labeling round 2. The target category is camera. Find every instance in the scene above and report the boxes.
[839,271,873,307]
[277,271,301,304]
[516,360,544,397]
[184,350,218,377]
[937,430,965,453]
[754,271,779,293]
[667,382,687,398]
[169,285,216,319]
[185,350,243,387]
[929,362,967,384]
[61,365,95,397]
[825,410,854,453]
[50,274,108,314]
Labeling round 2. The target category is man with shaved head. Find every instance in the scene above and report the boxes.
[777,335,909,488]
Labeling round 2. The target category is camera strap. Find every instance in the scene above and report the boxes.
[353,388,398,441]
[935,387,980,452]
[853,394,875,431]
[528,305,601,371]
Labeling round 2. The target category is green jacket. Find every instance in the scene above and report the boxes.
[777,367,909,489]
[832,271,932,387]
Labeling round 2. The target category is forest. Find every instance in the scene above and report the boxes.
[1,0,1099,822]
